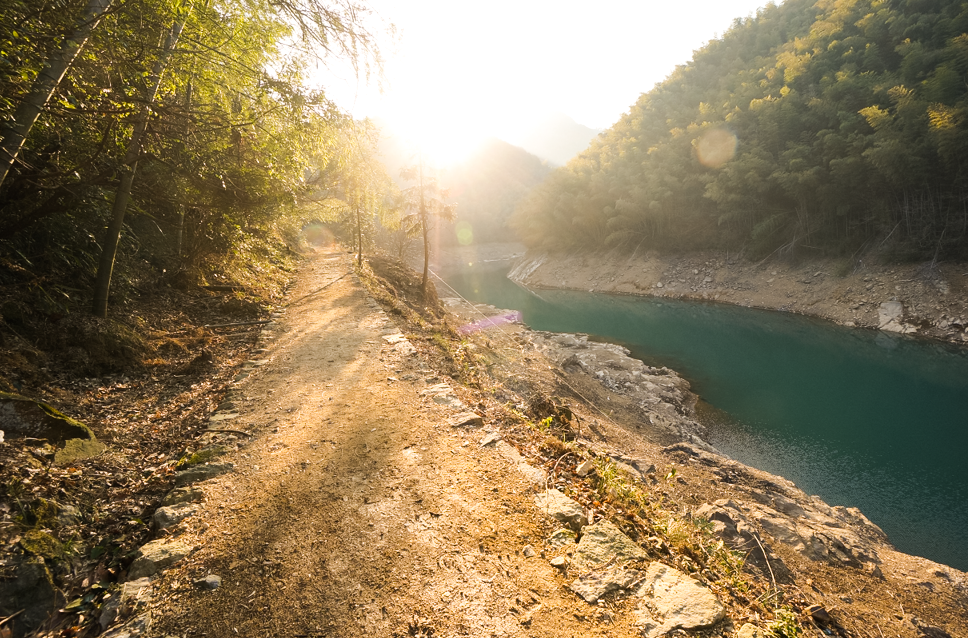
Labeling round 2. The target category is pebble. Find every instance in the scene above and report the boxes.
[522,545,536,558]
[195,575,222,590]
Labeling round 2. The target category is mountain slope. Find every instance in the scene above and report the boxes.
[513,0,968,260]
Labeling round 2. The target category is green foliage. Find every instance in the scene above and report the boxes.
[769,607,802,638]
[0,0,384,314]
[512,0,968,259]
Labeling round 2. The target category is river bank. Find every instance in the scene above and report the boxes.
[424,242,968,345]
[508,248,968,345]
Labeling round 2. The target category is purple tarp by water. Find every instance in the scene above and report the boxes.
[458,311,523,335]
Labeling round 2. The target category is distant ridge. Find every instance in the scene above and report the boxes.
[512,113,602,166]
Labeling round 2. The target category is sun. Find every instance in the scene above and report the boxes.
[385,106,488,168]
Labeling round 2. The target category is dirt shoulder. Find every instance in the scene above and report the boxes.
[505,248,968,346]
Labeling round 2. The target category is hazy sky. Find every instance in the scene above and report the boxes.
[317,0,770,162]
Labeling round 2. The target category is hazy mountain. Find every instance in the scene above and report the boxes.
[440,138,552,244]
[512,113,603,166]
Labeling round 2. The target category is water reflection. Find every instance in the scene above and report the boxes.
[441,266,968,570]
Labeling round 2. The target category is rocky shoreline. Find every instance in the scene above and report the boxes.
[505,248,968,346]
[443,295,966,636]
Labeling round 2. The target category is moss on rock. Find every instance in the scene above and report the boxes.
[0,391,95,442]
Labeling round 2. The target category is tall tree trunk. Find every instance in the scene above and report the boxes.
[92,11,190,318]
[0,0,113,190]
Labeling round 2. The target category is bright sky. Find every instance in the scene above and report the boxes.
[315,0,771,164]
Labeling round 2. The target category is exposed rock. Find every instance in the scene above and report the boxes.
[101,613,152,638]
[161,486,204,506]
[522,545,536,558]
[0,557,65,638]
[0,391,95,443]
[546,528,577,548]
[176,445,228,469]
[878,301,917,333]
[420,383,464,408]
[736,624,767,638]
[569,560,646,603]
[572,519,649,573]
[153,502,199,530]
[55,502,83,526]
[447,411,483,428]
[534,489,586,530]
[479,432,502,447]
[633,562,725,638]
[194,574,222,590]
[669,444,884,569]
[694,500,788,580]
[575,458,595,477]
[53,436,106,464]
[99,577,152,631]
[127,539,192,580]
[173,462,234,487]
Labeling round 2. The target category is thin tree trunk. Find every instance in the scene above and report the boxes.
[356,204,362,266]
[419,158,429,293]
[0,0,114,190]
[92,10,190,318]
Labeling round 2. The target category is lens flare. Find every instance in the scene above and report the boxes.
[696,128,738,168]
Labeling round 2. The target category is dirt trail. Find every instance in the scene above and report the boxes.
[146,248,631,638]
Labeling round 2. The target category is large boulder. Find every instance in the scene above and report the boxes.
[0,392,94,442]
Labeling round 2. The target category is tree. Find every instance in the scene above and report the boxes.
[308,121,398,267]
[92,3,192,318]
[0,0,114,189]
[401,155,455,293]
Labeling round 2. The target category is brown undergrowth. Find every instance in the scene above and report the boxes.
[0,245,299,637]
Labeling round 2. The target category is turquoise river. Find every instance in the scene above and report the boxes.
[440,266,968,571]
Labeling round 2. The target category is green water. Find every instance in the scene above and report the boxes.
[440,266,968,571]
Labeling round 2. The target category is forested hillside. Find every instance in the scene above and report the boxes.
[512,0,968,261]
[0,0,385,324]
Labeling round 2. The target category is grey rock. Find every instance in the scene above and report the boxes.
[572,520,649,573]
[479,432,502,447]
[153,502,199,530]
[127,539,192,580]
[534,489,586,530]
[161,486,203,506]
[546,528,577,548]
[99,578,151,631]
[0,557,65,638]
[569,561,646,603]
[550,556,568,569]
[55,502,83,526]
[447,411,483,428]
[522,545,536,558]
[194,574,222,590]
[173,463,234,487]
[633,562,725,637]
